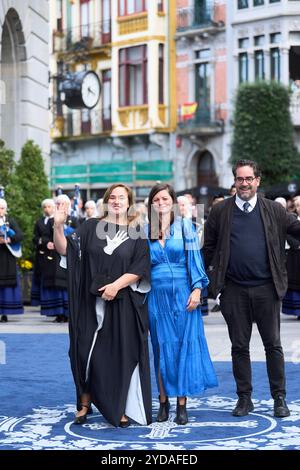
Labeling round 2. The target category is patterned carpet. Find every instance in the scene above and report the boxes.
[0,334,299,450]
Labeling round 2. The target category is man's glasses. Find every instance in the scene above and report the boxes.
[235,176,256,184]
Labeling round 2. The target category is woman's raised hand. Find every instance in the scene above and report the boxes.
[54,202,68,226]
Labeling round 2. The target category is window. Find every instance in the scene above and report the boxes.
[238,0,248,9]
[239,52,248,83]
[80,0,91,37]
[119,46,148,106]
[254,35,265,46]
[195,49,210,60]
[56,0,63,31]
[157,0,163,12]
[270,48,280,81]
[159,44,164,104]
[119,0,148,16]
[102,70,112,130]
[238,38,249,49]
[269,0,280,3]
[270,33,281,44]
[253,0,264,6]
[255,50,264,80]
[195,60,211,111]
[102,0,111,43]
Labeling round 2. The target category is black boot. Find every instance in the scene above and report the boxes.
[175,398,188,425]
[157,396,170,422]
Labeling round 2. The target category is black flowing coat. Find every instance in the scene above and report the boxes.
[43,216,78,289]
[32,217,51,282]
[66,219,152,426]
[0,217,23,287]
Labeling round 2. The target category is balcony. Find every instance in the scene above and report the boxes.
[117,12,148,35]
[177,105,224,136]
[176,1,224,39]
[117,105,149,132]
[53,21,111,54]
[52,108,112,139]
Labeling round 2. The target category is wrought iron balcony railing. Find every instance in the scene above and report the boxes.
[53,20,111,54]
[53,108,112,138]
[177,104,224,134]
[176,1,218,32]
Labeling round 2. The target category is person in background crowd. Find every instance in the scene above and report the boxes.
[84,200,97,219]
[209,194,225,313]
[203,159,300,419]
[282,195,300,320]
[53,184,152,428]
[0,198,23,322]
[147,183,217,425]
[286,197,296,214]
[96,198,104,218]
[274,197,287,210]
[229,185,237,197]
[31,199,55,307]
[41,194,78,323]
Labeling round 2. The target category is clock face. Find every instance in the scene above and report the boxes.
[81,71,101,109]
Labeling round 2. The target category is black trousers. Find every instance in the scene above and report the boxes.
[220,280,286,399]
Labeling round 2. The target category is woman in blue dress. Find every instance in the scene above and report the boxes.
[147,184,217,425]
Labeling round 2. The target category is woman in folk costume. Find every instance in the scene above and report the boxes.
[147,184,217,425]
[31,198,55,306]
[41,195,78,322]
[53,184,152,428]
[0,198,23,322]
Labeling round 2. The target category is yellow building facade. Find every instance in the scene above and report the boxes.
[50,0,176,200]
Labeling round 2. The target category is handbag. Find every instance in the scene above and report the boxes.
[89,273,126,298]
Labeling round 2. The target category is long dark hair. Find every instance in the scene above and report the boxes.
[147,183,177,241]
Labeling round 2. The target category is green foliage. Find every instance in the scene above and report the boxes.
[14,140,50,260]
[0,139,15,182]
[231,81,300,187]
[0,139,50,261]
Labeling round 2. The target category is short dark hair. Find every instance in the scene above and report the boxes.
[232,159,262,178]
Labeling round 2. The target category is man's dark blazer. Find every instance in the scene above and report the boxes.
[203,194,300,299]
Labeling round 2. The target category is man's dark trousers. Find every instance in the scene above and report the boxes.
[220,280,286,399]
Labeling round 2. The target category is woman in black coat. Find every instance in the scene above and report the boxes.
[53,184,152,428]
[0,198,23,322]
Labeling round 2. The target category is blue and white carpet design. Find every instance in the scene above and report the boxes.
[0,334,299,450]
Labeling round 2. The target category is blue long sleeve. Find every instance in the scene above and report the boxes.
[182,218,209,290]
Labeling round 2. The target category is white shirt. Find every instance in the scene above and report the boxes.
[235,194,257,213]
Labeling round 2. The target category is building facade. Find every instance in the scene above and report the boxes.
[175,0,228,195]
[175,0,300,196]
[0,0,50,164]
[50,0,176,200]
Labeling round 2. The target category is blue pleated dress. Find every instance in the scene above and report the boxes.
[147,217,218,397]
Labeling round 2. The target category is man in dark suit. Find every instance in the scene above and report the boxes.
[203,159,300,418]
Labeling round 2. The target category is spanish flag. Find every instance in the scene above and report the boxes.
[181,102,198,119]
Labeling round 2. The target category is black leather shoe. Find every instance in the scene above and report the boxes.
[175,398,188,425]
[1,315,8,323]
[119,416,130,428]
[232,397,254,417]
[274,396,290,418]
[157,396,170,422]
[53,316,62,323]
[73,404,90,425]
